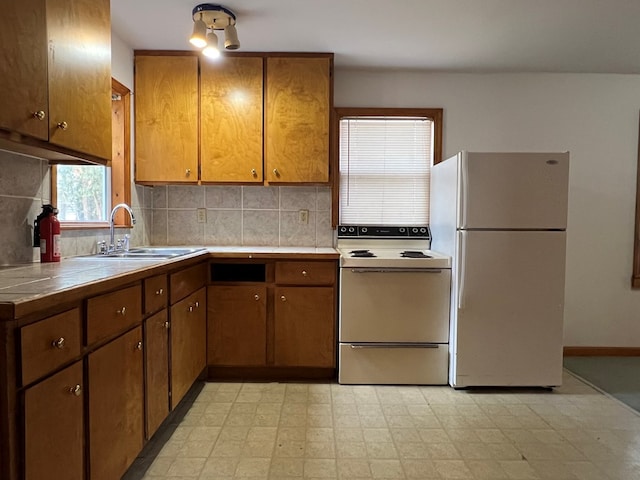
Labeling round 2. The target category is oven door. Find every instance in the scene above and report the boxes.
[339,267,451,343]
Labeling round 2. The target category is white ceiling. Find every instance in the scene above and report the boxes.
[111,0,640,73]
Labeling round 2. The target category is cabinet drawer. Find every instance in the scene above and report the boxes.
[170,262,207,305]
[86,284,142,345]
[275,261,336,285]
[21,308,82,386]
[144,274,168,315]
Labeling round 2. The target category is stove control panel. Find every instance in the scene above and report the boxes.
[338,225,431,240]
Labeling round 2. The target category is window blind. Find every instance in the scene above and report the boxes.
[339,117,433,225]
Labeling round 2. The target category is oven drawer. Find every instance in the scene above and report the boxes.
[338,343,448,385]
[339,268,451,342]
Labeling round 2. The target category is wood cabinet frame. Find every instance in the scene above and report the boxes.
[633,110,640,288]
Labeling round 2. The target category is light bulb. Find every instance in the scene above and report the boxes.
[202,31,221,58]
[189,18,207,48]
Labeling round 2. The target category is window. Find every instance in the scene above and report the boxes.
[333,108,443,227]
[52,78,131,228]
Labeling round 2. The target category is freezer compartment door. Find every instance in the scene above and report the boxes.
[339,343,449,385]
[452,230,566,387]
[460,152,569,230]
[339,268,451,343]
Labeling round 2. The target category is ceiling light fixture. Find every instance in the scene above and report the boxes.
[189,3,240,57]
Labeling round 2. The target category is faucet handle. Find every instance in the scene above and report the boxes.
[97,240,107,254]
[116,238,123,250]
[123,234,130,252]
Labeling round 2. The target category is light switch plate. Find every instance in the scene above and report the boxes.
[298,209,309,224]
[197,209,206,223]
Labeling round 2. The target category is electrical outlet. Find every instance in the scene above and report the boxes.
[298,209,309,224]
[197,208,207,223]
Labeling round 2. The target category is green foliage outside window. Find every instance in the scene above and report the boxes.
[56,165,108,222]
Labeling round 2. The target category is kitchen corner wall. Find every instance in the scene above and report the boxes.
[150,185,333,247]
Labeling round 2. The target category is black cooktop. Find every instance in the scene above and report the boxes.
[349,249,376,258]
[400,251,432,259]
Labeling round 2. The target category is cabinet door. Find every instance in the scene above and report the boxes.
[47,0,111,160]
[201,56,264,182]
[265,56,331,183]
[88,327,144,480]
[171,288,206,409]
[207,285,267,366]
[145,310,169,440]
[135,55,199,183]
[0,0,48,139]
[274,286,335,367]
[24,361,83,480]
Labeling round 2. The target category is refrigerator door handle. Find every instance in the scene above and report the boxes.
[458,232,466,309]
[460,153,469,227]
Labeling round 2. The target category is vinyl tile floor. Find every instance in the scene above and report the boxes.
[138,371,640,479]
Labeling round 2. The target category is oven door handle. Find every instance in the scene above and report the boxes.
[349,268,443,273]
[349,343,441,349]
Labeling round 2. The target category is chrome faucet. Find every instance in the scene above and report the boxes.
[109,203,136,252]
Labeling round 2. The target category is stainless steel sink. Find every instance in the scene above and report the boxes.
[85,247,206,259]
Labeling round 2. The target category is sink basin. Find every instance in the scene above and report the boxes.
[85,247,206,259]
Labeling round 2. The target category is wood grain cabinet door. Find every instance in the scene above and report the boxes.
[0,0,48,139]
[265,56,331,184]
[88,327,144,480]
[24,361,84,480]
[144,310,169,440]
[201,56,264,183]
[46,0,112,160]
[274,286,335,367]
[135,55,199,183]
[207,285,267,366]
[170,288,206,409]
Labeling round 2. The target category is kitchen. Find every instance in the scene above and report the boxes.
[2,1,640,479]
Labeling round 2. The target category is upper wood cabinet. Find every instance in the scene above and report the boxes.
[265,56,331,184]
[135,55,199,183]
[134,52,333,185]
[0,0,112,163]
[201,56,264,183]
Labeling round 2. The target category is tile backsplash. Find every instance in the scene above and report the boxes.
[0,150,334,265]
[151,185,334,247]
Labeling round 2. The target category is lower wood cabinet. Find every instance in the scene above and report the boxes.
[88,326,144,480]
[207,285,267,365]
[274,286,335,367]
[23,361,84,480]
[144,310,169,439]
[171,287,206,409]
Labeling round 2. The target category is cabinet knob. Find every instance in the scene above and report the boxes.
[302,270,308,277]
[185,168,191,177]
[254,294,260,301]
[51,337,66,349]
[164,321,170,329]
[117,306,126,316]
[251,169,257,177]
[136,341,143,351]
[69,384,82,396]
[155,288,164,296]
[189,302,199,312]
[273,168,280,177]
[33,110,46,120]
[57,121,68,130]
[280,295,287,302]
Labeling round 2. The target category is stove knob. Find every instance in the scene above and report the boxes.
[348,227,355,233]
[361,227,368,233]
[399,227,406,233]
[340,226,347,233]
[412,228,419,234]
[419,227,427,234]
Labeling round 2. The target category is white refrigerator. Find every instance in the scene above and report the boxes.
[430,151,569,388]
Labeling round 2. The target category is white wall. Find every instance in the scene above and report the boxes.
[334,70,640,347]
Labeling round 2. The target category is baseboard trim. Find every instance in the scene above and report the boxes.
[564,346,640,356]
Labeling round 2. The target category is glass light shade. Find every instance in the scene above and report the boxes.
[202,31,221,58]
[189,18,207,48]
[224,24,240,50]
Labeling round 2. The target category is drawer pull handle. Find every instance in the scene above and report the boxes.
[302,270,308,277]
[69,384,82,396]
[155,288,164,296]
[117,306,126,316]
[57,121,68,130]
[254,294,260,301]
[164,321,170,329]
[273,168,280,177]
[33,110,46,120]
[136,341,143,351]
[280,295,287,302]
[52,337,65,349]
[251,168,257,177]
[189,301,200,312]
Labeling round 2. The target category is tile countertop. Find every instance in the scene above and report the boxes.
[0,246,339,320]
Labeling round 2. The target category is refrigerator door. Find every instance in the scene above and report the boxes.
[460,152,569,230]
[451,230,566,387]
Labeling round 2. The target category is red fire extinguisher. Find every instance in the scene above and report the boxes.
[34,204,61,263]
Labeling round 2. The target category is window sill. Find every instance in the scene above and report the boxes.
[61,222,132,230]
